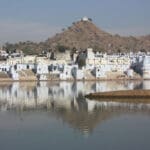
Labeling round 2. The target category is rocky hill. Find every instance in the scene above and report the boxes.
[4,18,150,54]
[45,19,150,53]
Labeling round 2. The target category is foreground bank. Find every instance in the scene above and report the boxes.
[85,90,150,103]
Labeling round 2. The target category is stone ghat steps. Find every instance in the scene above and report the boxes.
[18,70,36,80]
[84,70,95,79]
[0,72,10,78]
[46,73,60,80]
[18,70,35,77]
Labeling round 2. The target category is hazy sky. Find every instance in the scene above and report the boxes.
[0,0,150,45]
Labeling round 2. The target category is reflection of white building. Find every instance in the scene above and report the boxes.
[0,81,145,111]
[143,81,150,89]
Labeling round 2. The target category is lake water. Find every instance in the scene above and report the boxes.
[0,81,150,150]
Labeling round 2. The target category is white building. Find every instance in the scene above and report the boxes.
[0,50,9,57]
[81,16,90,22]
[72,67,85,80]
[9,66,19,80]
[0,63,10,72]
[142,56,150,79]
[15,64,27,71]
[93,66,107,78]
[60,65,72,80]
[36,64,49,74]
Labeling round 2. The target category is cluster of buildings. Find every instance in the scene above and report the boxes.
[0,47,150,81]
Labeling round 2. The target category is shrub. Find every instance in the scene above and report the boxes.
[56,45,68,53]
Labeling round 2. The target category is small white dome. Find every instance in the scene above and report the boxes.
[82,16,89,21]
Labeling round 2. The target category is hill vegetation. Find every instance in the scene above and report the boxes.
[3,19,150,54]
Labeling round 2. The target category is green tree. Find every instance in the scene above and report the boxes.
[78,57,86,69]
[56,45,68,53]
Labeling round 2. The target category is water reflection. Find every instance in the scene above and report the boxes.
[0,80,144,110]
[0,80,150,134]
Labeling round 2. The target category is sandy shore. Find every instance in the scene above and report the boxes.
[85,90,150,102]
[0,77,143,82]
